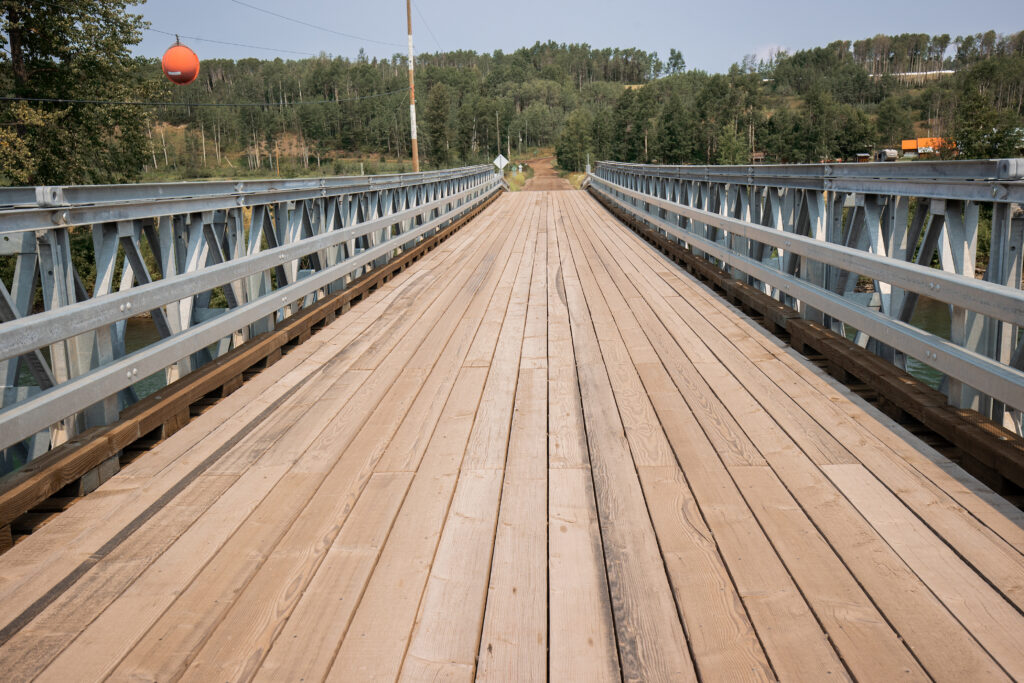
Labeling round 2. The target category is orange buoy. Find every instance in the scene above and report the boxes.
[162,41,200,85]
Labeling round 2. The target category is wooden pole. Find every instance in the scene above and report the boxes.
[406,0,420,172]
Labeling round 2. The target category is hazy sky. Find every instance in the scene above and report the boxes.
[135,0,1024,73]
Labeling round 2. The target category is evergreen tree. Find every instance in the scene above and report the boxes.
[656,91,694,163]
[875,96,915,146]
[667,49,686,75]
[422,82,452,165]
[953,89,1022,158]
[555,108,593,172]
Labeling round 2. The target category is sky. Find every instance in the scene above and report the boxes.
[135,0,1024,73]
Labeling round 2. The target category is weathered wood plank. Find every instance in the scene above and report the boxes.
[545,194,620,682]
[556,193,697,682]
[25,201,514,683]
[399,195,540,681]
[477,199,549,681]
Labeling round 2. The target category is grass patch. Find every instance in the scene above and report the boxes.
[504,163,535,191]
[558,170,586,189]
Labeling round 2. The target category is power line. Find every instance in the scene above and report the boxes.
[29,0,318,58]
[145,27,319,58]
[228,0,404,49]
[33,0,400,57]
[0,88,410,108]
[412,1,443,54]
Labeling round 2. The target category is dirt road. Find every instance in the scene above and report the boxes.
[522,156,572,191]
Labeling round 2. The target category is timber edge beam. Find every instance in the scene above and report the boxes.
[0,189,503,550]
[589,186,1024,502]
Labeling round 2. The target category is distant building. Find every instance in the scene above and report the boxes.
[901,137,951,159]
[871,70,955,85]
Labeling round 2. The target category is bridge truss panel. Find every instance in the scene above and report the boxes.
[590,159,1024,433]
[0,166,501,470]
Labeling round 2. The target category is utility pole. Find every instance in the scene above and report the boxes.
[406,0,420,172]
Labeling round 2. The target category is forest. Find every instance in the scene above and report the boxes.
[1,0,1023,185]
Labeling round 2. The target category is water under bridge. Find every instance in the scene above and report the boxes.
[0,158,1023,680]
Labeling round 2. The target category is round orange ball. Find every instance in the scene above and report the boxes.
[162,44,200,85]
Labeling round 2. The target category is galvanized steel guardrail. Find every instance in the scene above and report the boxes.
[589,159,1024,432]
[0,165,501,469]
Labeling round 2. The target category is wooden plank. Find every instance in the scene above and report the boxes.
[590,202,1016,679]
[554,193,697,682]
[602,196,1024,561]
[319,199,534,683]
[594,202,1024,612]
[477,200,549,680]
[476,366,548,681]
[26,200,515,682]
[545,194,620,682]
[0,197,497,533]
[574,197,852,468]
[179,197,528,683]
[462,196,531,369]
[825,463,1024,679]
[93,199,520,683]
[190,471,412,683]
[374,198,532,474]
[561,192,845,680]
[565,210,766,467]
[546,207,590,470]
[0,220,476,621]
[399,195,540,680]
[398,468,506,681]
[729,466,927,679]
[548,466,620,682]
[279,368,482,683]
[721,305,1024,552]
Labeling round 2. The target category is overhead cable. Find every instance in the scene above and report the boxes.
[228,0,404,49]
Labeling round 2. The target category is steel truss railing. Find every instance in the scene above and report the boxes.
[0,166,501,469]
[589,159,1024,433]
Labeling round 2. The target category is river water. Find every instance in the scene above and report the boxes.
[902,296,949,390]
[125,317,166,397]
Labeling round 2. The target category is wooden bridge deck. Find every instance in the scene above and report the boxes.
[2,190,1024,681]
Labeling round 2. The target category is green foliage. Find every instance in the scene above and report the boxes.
[875,96,915,146]
[667,49,685,75]
[555,108,593,172]
[140,40,668,175]
[953,88,1023,158]
[0,0,157,185]
[3,20,1022,184]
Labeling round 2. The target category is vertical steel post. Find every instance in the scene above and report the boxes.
[406,0,420,172]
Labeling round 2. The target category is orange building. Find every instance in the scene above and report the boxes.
[901,137,952,158]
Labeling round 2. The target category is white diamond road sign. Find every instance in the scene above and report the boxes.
[493,154,509,171]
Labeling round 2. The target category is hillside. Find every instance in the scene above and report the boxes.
[2,8,1022,186]
[148,30,1024,177]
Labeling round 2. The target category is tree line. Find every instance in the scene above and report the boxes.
[558,31,1024,170]
[1,0,1022,186]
